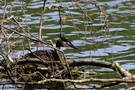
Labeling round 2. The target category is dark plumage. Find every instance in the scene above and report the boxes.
[59,35,79,50]
[23,36,78,61]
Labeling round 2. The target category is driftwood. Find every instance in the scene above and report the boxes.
[1,59,135,80]
[16,59,135,78]
[0,59,135,89]
[0,0,134,89]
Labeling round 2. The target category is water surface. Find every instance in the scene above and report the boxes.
[0,0,135,89]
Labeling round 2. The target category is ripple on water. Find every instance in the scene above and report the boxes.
[65,11,82,15]
[106,9,118,13]
[43,25,73,29]
[0,9,3,14]
[109,28,127,32]
[121,63,135,70]
[81,50,108,57]
[79,45,132,58]
[27,1,43,9]
[99,0,127,7]
[116,10,132,14]
[105,45,132,53]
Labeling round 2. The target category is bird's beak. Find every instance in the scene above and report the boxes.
[59,34,79,50]
[66,42,79,50]
[62,40,79,50]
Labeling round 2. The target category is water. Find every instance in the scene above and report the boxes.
[0,0,135,89]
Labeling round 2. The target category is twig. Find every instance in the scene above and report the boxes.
[0,25,63,52]
[38,0,47,50]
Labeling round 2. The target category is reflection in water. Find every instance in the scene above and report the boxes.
[0,0,135,90]
[2,0,134,69]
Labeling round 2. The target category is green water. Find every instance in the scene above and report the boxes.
[0,0,135,89]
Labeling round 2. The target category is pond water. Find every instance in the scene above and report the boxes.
[0,0,135,90]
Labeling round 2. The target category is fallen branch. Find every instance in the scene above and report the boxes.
[0,78,133,85]
[6,59,135,79]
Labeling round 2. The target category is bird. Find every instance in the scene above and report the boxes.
[23,35,79,61]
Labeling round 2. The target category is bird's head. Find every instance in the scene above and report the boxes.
[56,35,79,50]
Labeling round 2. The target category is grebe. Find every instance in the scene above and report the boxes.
[23,35,78,61]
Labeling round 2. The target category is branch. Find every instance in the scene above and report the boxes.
[12,59,135,79]
[2,78,134,85]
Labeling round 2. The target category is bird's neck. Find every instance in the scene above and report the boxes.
[56,46,60,49]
